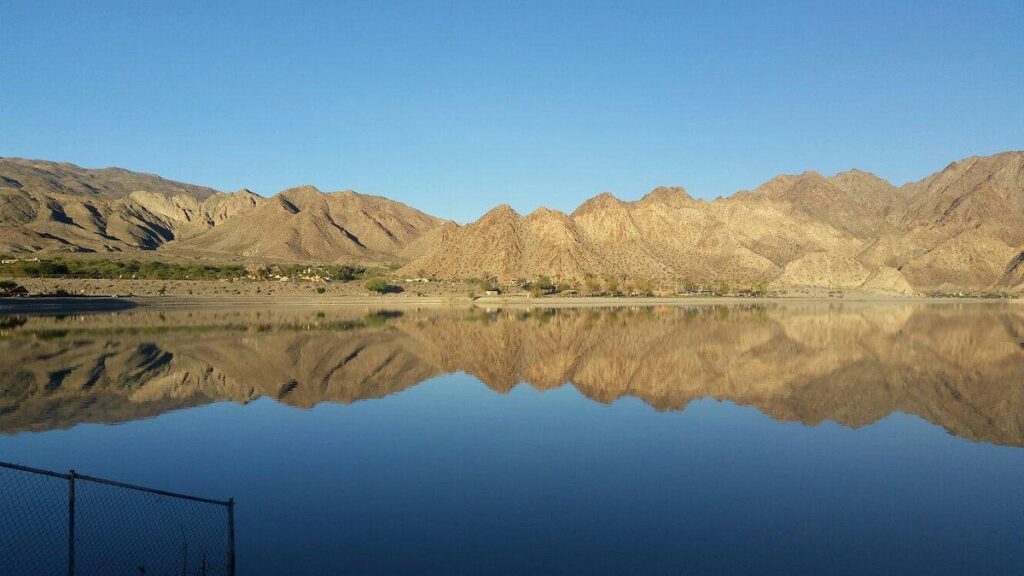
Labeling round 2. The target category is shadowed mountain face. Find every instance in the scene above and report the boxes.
[0,158,443,262]
[2,304,1022,446]
[167,185,445,264]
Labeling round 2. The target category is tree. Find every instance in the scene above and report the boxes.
[604,275,620,295]
[527,275,555,297]
[635,278,654,296]
[584,274,602,296]
[365,277,389,293]
[246,263,271,279]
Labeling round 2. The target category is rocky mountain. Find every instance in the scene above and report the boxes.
[0,157,220,200]
[167,185,444,264]
[0,157,265,253]
[403,151,1024,293]
[0,158,444,263]
[3,305,1022,445]
[2,152,1023,292]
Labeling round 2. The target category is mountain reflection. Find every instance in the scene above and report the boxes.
[2,304,1023,446]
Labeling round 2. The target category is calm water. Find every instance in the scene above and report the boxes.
[1,303,1023,575]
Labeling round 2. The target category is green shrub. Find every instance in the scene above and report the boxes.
[365,277,389,293]
[1,257,249,280]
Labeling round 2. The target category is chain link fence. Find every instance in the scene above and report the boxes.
[0,461,234,576]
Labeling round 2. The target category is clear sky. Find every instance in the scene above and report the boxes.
[2,1,1021,222]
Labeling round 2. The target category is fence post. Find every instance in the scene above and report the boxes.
[68,470,76,576]
[227,497,236,576]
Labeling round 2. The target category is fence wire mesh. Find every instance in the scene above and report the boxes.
[0,462,233,576]
[0,464,68,576]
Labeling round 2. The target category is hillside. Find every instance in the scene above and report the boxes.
[169,185,445,264]
[0,157,263,252]
[2,152,1022,292]
[403,151,1024,294]
[0,157,220,200]
[0,159,445,263]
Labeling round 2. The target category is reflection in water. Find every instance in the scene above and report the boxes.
[1,304,1023,445]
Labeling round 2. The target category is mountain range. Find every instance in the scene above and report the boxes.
[2,152,1023,293]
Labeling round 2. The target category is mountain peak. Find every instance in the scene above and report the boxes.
[751,171,826,198]
[479,203,521,222]
[277,185,325,206]
[525,206,571,221]
[573,192,625,216]
[280,184,322,195]
[639,186,692,205]
[827,169,894,195]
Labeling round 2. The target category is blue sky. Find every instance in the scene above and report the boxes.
[2,1,1021,222]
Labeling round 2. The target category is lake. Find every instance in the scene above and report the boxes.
[1,302,1023,575]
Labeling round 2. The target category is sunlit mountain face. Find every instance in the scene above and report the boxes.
[3,303,1022,446]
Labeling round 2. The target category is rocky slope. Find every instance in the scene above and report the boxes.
[168,185,445,264]
[0,158,444,263]
[403,151,1024,293]
[0,158,260,252]
[2,152,1023,291]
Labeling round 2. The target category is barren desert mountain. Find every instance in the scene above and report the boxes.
[166,185,446,264]
[2,305,1022,445]
[0,157,220,200]
[2,152,1023,292]
[403,151,1024,293]
[0,159,444,262]
[0,157,262,253]
[871,152,1024,290]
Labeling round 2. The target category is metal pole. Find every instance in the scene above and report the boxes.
[68,470,76,576]
[227,498,236,576]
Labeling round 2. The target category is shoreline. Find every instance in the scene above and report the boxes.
[2,293,1021,316]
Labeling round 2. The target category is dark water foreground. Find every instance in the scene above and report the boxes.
[1,303,1023,575]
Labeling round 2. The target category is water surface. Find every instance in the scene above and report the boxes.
[1,303,1023,574]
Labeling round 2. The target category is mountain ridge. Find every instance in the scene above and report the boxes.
[403,151,1024,293]
[2,152,1022,293]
